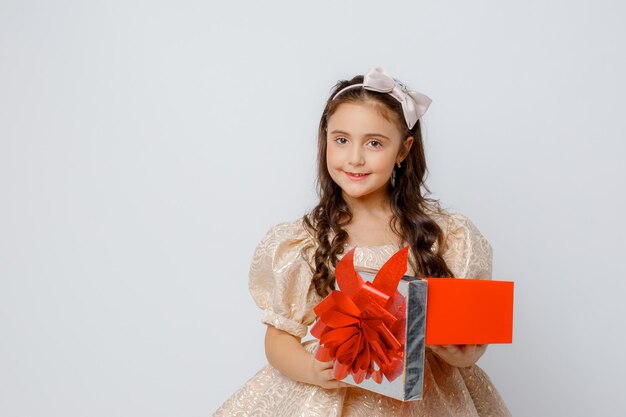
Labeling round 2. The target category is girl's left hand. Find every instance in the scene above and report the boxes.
[428,344,487,368]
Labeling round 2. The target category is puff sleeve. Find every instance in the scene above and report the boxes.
[248,220,319,338]
[441,213,493,280]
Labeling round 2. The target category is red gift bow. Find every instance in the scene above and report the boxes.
[310,246,409,384]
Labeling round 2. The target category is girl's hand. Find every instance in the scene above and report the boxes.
[428,344,487,368]
[308,357,352,389]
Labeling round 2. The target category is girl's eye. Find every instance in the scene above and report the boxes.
[368,140,383,148]
[334,137,348,144]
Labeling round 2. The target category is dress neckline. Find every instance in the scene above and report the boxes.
[343,242,406,250]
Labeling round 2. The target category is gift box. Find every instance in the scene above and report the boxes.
[348,272,427,401]
[311,247,428,401]
[311,246,514,402]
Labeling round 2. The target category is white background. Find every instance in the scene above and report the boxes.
[1,1,625,416]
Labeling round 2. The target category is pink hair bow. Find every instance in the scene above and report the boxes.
[333,67,432,129]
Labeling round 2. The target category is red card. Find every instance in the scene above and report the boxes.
[423,278,514,345]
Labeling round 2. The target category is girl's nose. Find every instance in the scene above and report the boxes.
[348,145,365,166]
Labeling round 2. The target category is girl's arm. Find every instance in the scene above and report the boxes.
[265,324,350,389]
[429,214,492,368]
[428,344,487,368]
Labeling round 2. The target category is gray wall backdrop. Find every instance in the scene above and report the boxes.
[1,1,625,416]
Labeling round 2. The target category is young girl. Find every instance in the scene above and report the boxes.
[213,67,511,417]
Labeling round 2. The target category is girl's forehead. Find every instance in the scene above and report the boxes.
[328,102,403,136]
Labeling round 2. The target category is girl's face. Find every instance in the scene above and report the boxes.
[326,102,413,204]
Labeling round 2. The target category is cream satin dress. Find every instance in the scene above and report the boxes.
[212,210,512,417]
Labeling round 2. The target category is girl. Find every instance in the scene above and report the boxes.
[213,67,511,417]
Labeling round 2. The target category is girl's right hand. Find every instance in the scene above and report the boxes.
[309,357,352,389]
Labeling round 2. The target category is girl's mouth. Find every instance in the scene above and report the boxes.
[345,171,370,181]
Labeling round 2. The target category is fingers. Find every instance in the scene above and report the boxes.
[431,344,479,353]
[312,358,334,371]
[462,344,477,354]
[428,345,444,355]
[461,344,487,356]
[317,365,351,390]
[321,380,350,389]
[427,343,490,368]
[312,358,348,389]
[432,344,461,353]
[322,368,335,380]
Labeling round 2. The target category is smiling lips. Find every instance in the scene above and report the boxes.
[345,171,371,181]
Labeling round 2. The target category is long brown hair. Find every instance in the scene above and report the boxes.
[303,74,454,298]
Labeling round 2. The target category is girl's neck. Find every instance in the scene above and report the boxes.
[342,189,392,219]
[342,190,402,247]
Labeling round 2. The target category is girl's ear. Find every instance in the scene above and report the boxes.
[397,136,414,163]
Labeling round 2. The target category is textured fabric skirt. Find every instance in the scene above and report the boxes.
[212,340,511,417]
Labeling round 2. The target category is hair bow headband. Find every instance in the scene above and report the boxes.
[332,67,432,129]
